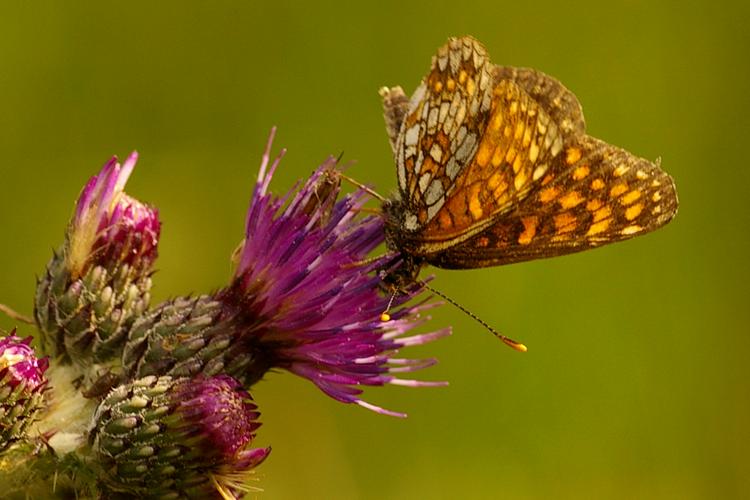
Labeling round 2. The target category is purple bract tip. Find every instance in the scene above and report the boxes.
[67,152,160,277]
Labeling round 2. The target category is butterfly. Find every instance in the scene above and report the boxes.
[377,36,678,345]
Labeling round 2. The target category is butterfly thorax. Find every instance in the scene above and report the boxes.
[382,197,421,253]
[382,198,427,288]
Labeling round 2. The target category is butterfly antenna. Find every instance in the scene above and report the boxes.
[380,291,398,322]
[337,172,387,202]
[423,283,528,353]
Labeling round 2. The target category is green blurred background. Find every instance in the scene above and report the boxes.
[1,1,748,498]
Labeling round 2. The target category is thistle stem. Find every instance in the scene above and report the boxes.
[0,303,34,324]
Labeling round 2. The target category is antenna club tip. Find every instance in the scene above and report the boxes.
[502,338,528,353]
[380,312,392,322]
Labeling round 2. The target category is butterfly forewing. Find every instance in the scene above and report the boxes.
[394,37,495,233]
[417,79,566,251]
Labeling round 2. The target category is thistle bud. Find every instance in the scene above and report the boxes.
[34,153,160,368]
[0,331,49,451]
[90,375,269,499]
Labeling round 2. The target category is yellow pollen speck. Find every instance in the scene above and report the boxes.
[636,170,648,180]
[625,203,644,220]
[652,192,662,202]
[518,216,538,245]
[651,179,661,187]
[587,220,610,236]
[476,142,492,167]
[446,78,456,91]
[613,164,629,177]
[529,142,540,162]
[610,183,628,197]
[433,80,443,93]
[554,212,577,233]
[621,225,642,235]
[593,206,612,222]
[565,147,582,165]
[591,178,605,190]
[559,191,585,209]
[540,186,559,202]
[586,199,603,211]
[652,205,662,214]
[573,165,590,180]
[458,70,467,84]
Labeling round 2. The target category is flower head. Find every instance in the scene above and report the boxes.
[67,152,160,279]
[35,153,160,369]
[0,330,49,451]
[124,130,449,417]
[90,375,269,499]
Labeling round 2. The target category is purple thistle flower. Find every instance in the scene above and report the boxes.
[0,330,49,450]
[124,129,450,417]
[0,333,48,390]
[90,374,269,499]
[67,152,160,280]
[35,153,160,368]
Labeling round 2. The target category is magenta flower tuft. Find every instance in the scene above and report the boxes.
[226,130,451,416]
[67,152,160,280]
[124,129,450,417]
[0,330,49,450]
[35,153,160,369]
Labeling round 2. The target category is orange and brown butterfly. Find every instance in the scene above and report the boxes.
[377,36,678,341]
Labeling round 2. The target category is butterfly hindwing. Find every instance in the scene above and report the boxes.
[493,65,586,138]
[427,135,678,268]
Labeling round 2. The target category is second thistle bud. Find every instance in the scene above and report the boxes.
[34,153,160,368]
[89,375,270,499]
[0,331,49,451]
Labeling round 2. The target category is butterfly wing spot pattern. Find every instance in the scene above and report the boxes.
[379,36,678,344]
